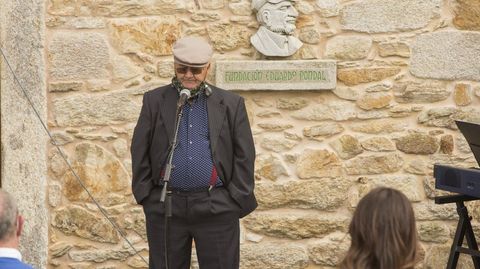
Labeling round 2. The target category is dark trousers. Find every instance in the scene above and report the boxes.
[143,186,241,269]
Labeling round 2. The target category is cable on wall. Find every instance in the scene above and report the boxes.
[0,46,149,267]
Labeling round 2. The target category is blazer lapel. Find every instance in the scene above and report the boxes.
[207,89,226,154]
[159,86,178,144]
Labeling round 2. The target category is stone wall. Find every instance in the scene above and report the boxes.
[0,0,49,268]
[40,0,480,268]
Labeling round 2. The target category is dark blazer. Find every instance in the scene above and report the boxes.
[131,83,257,217]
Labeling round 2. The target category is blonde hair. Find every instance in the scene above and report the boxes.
[340,187,418,269]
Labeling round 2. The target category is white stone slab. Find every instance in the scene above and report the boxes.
[215,60,337,90]
[410,31,480,81]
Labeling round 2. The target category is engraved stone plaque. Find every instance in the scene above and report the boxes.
[215,60,336,90]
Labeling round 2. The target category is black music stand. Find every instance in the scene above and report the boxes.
[435,120,480,269]
[435,195,480,269]
[456,120,480,166]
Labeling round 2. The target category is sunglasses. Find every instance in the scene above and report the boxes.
[175,65,205,75]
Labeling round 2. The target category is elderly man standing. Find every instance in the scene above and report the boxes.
[251,0,303,57]
[0,189,34,269]
[131,36,257,269]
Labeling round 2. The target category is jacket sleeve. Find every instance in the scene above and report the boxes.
[131,92,154,204]
[227,97,257,217]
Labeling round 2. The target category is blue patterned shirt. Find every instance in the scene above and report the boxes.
[169,92,222,190]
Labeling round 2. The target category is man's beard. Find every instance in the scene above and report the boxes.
[180,78,202,90]
[270,24,296,35]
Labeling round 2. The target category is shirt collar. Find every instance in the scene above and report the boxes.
[0,247,22,261]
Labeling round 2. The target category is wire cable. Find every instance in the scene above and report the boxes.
[0,46,149,266]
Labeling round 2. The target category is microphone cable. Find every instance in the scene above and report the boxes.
[0,46,149,267]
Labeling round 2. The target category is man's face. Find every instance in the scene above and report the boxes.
[263,1,298,35]
[174,63,210,90]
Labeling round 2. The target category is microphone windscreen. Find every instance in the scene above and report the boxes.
[177,89,191,108]
[180,89,191,99]
[205,85,212,96]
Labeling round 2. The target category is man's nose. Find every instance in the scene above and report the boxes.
[288,6,298,17]
[184,69,194,77]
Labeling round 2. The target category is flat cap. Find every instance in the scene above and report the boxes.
[173,36,213,67]
[251,0,290,11]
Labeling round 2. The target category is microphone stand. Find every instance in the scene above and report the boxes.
[160,101,186,269]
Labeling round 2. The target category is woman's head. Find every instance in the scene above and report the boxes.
[340,187,418,269]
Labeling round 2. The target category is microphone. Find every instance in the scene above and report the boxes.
[177,89,191,108]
